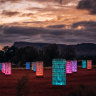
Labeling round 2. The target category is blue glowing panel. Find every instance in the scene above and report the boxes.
[33,62,36,71]
[52,59,66,85]
[26,62,30,69]
[0,63,2,70]
[82,60,86,68]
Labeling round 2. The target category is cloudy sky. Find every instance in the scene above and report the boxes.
[0,0,96,49]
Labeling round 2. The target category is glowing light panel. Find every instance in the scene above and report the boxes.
[87,60,92,69]
[32,63,34,70]
[82,60,86,68]
[26,62,30,69]
[36,61,43,77]
[66,61,72,74]
[72,60,77,72]
[52,59,66,85]
[0,63,2,70]
[33,62,36,71]
[5,63,11,75]
[2,63,6,74]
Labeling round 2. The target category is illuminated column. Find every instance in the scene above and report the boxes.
[33,62,36,71]
[72,60,77,72]
[2,63,6,74]
[52,59,66,85]
[87,60,92,69]
[36,61,43,77]
[1,63,3,73]
[66,61,72,74]
[26,62,30,69]
[5,63,11,75]
[82,60,86,68]
[31,62,34,70]
[0,63,2,70]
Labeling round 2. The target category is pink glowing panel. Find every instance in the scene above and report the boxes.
[72,60,77,72]
[6,63,11,75]
[36,61,43,77]
[2,63,6,74]
[87,60,92,69]
[66,61,72,74]
[5,63,11,75]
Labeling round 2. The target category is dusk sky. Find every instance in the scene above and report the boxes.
[0,0,96,49]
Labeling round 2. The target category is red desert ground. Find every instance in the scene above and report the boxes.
[0,68,96,96]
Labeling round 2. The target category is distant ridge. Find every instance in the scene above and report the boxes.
[13,42,96,56]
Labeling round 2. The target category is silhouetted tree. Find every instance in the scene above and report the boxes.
[61,46,76,60]
[13,46,39,67]
[0,50,4,62]
[43,44,59,66]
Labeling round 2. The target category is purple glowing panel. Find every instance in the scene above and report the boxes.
[72,60,77,72]
[66,61,72,74]
[5,63,11,75]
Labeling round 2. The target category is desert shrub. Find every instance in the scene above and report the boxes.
[16,74,30,96]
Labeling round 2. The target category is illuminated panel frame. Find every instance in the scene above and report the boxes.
[2,63,6,74]
[66,61,72,74]
[0,63,2,70]
[33,62,36,71]
[5,62,11,75]
[52,59,66,85]
[82,60,86,68]
[87,60,92,69]
[72,60,77,72]
[26,62,30,69]
[36,61,43,77]
[31,62,34,70]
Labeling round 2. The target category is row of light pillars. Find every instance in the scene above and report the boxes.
[0,60,92,85]
[26,61,44,77]
[52,59,92,85]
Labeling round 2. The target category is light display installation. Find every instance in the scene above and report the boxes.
[36,61,43,77]
[87,60,92,69]
[0,63,2,70]
[72,60,77,72]
[66,61,72,74]
[82,60,86,68]
[33,62,36,71]
[2,63,6,74]
[26,62,30,69]
[5,63,11,75]
[32,62,34,70]
[52,59,66,85]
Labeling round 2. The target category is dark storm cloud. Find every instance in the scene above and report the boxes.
[1,24,95,45]
[2,10,20,17]
[47,24,65,28]
[77,0,96,14]
[72,21,96,28]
